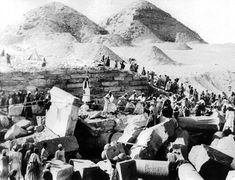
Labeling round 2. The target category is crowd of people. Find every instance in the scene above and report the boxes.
[0,88,51,119]
[98,74,235,133]
[0,142,67,180]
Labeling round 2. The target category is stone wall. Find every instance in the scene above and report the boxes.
[0,67,150,101]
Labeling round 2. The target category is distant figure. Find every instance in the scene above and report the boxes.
[6,53,11,65]
[1,49,5,57]
[114,60,118,69]
[42,164,53,180]
[105,56,110,67]
[141,67,146,76]
[42,58,46,67]
[23,91,33,119]
[54,144,65,162]
[120,60,125,70]
[0,149,9,180]
[82,77,90,103]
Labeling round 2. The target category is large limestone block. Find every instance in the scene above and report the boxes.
[16,120,32,129]
[46,87,80,137]
[35,136,79,155]
[4,124,28,140]
[69,159,107,180]
[8,104,24,116]
[178,163,203,180]
[226,171,235,180]
[178,111,223,131]
[118,114,148,144]
[50,160,73,180]
[117,160,137,180]
[130,118,177,159]
[214,135,235,159]
[189,144,233,179]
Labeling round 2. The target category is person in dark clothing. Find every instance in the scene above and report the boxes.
[42,164,53,180]
[6,53,11,65]
[23,91,33,119]
[18,143,27,178]
[120,60,125,70]
[141,67,146,76]
[162,99,173,118]
[105,57,110,67]
[42,58,46,67]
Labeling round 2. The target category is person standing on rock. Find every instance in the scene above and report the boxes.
[120,60,125,70]
[82,77,90,104]
[0,149,9,180]
[42,58,46,67]
[141,67,146,76]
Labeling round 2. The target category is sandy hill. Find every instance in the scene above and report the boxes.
[101,0,206,44]
[1,2,109,44]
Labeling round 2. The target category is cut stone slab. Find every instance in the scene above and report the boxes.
[130,118,177,159]
[12,116,26,123]
[118,114,148,144]
[116,160,137,180]
[178,111,222,131]
[69,159,107,180]
[4,124,28,140]
[178,163,203,180]
[50,160,73,180]
[46,87,80,137]
[15,120,32,129]
[189,144,234,179]
[210,131,223,147]
[35,136,79,155]
[214,134,235,159]
[135,160,169,178]
[226,171,235,180]
[8,104,24,116]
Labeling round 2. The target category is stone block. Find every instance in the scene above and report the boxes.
[214,135,235,159]
[129,81,146,86]
[101,81,119,87]
[35,136,79,155]
[226,171,235,180]
[16,120,32,129]
[67,83,83,88]
[114,76,125,81]
[189,144,233,179]
[117,160,137,180]
[29,79,47,87]
[50,160,73,180]
[104,87,121,92]
[130,118,177,159]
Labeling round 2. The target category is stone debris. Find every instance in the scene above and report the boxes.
[4,124,28,140]
[130,118,177,159]
[189,144,234,179]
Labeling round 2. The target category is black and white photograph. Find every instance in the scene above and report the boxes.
[0,0,235,179]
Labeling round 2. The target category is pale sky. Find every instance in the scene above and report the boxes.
[1,0,235,44]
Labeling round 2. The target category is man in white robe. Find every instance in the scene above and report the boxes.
[82,77,90,103]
